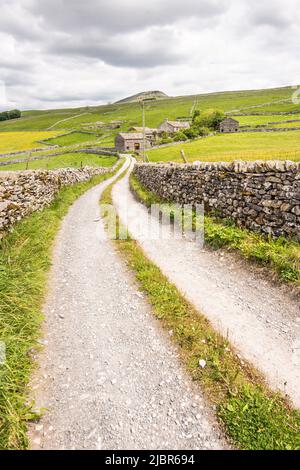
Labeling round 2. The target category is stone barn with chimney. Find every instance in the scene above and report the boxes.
[219,118,239,133]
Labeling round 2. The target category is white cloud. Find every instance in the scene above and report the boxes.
[0,0,299,110]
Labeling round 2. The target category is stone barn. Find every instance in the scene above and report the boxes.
[115,133,148,152]
[129,127,158,145]
[158,119,190,134]
[219,118,239,133]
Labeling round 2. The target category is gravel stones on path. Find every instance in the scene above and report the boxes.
[29,158,226,450]
[113,159,300,408]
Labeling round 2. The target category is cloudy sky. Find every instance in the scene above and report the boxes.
[0,0,299,110]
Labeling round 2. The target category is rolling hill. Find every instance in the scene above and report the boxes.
[114,90,169,104]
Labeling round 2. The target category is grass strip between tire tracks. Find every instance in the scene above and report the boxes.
[100,167,300,450]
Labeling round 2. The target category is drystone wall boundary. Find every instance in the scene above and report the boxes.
[0,163,117,236]
[134,161,300,240]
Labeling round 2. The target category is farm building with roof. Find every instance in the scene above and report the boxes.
[115,133,150,152]
[219,118,239,133]
[158,119,190,134]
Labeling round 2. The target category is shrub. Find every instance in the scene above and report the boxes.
[194,109,225,131]
[183,127,199,139]
[174,131,188,142]
[0,109,21,122]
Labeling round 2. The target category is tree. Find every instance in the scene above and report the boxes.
[8,109,21,119]
[192,110,201,122]
[183,127,199,139]
[0,112,9,121]
[0,109,21,121]
[193,109,225,131]
[174,131,188,142]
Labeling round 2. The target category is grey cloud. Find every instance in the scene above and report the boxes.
[0,0,298,110]
[250,10,291,29]
[51,43,181,68]
[1,72,33,86]
[0,1,42,40]
[47,27,183,68]
[247,0,297,29]
[30,0,227,34]
[19,0,227,69]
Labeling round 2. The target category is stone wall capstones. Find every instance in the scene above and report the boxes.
[133,160,300,240]
[0,165,116,237]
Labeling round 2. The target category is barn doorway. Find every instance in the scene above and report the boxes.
[134,143,140,151]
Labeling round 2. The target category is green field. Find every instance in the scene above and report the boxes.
[270,121,300,129]
[238,114,300,127]
[41,131,101,147]
[0,153,117,172]
[0,131,59,153]
[148,131,300,162]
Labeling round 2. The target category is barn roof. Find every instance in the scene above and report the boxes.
[129,126,157,133]
[166,120,190,128]
[118,132,144,139]
[221,117,239,123]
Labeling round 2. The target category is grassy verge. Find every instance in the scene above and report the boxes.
[100,170,300,450]
[0,161,123,450]
[130,174,300,286]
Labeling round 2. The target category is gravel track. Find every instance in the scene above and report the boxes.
[112,159,300,408]
[29,157,227,450]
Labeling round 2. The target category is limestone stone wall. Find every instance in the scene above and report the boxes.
[0,165,115,237]
[134,161,300,240]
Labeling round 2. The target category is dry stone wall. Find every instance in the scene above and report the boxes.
[0,165,115,237]
[134,161,300,240]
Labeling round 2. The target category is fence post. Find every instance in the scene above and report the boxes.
[181,150,188,164]
[26,153,31,170]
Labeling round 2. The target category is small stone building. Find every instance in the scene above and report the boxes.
[129,127,158,145]
[158,119,190,134]
[115,133,149,152]
[219,118,239,133]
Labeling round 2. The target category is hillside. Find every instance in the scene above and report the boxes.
[114,90,169,104]
[1,86,299,135]
[1,85,300,160]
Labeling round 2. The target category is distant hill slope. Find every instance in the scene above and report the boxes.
[115,90,169,104]
[1,86,299,135]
